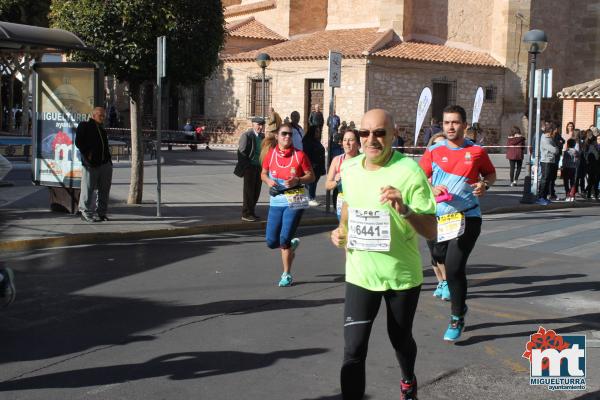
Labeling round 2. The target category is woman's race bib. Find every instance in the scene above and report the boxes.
[284,187,309,209]
[437,212,465,242]
[347,208,391,251]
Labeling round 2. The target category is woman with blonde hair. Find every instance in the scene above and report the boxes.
[325,128,360,219]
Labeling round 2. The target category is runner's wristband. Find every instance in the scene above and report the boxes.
[400,205,413,218]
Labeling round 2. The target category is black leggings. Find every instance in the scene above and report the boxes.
[427,217,481,316]
[509,159,523,182]
[341,283,421,400]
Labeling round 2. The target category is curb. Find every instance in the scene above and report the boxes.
[2,201,599,253]
[484,199,600,215]
[0,215,338,253]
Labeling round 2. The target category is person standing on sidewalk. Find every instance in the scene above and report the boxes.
[75,107,112,222]
[309,104,324,132]
[261,123,314,287]
[506,126,525,186]
[585,135,600,200]
[290,111,304,151]
[537,127,560,205]
[419,105,496,341]
[327,109,341,135]
[562,138,579,201]
[331,109,437,400]
[302,125,326,206]
[236,117,265,222]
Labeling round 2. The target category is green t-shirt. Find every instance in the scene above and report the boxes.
[340,152,436,291]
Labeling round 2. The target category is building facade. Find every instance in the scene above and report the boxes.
[198,0,600,146]
[111,1,600,146]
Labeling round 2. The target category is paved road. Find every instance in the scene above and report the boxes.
[0,208,598,399]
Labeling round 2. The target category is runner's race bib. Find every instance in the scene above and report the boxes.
[437,212,465,242]
[285,187,309,209]
[348,208,391,251]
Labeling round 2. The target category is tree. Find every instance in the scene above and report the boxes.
[0,0,51,27]
[50,0,225,203]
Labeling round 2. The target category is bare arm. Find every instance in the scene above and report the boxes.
[261,168,276,187]
[325,157,341,190]
[284,167,315,187]
[330,201,348,248]
[471,172,497,197]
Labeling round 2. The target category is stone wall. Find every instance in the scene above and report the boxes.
[289,0,328,36]
[532,0,600,96]
[367,58,505,146]
[205,58,368,144]
[326,0,380,30]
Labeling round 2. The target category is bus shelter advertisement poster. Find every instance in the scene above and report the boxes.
[34,66,95,188]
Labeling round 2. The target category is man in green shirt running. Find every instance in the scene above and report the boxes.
[331,109,437,400]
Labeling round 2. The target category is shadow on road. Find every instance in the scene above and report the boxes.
[0,229,338,365]
[468,280,599,299]
[0,348,327,391]
[454,312,600,346]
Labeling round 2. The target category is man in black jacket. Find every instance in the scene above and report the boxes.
[75,107,112,222]
[236,117,264,221]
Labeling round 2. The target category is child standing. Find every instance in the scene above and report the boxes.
[562,139,579,201]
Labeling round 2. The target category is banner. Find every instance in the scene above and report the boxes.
[472,87,484,124]
[32,64,101,188]
[414,87,432,146]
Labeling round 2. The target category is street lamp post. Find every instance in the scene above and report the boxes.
[521,29,548,204]
[255,53,271,120]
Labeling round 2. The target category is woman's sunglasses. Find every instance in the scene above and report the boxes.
[279,131,293,136]
[358,129,387,138]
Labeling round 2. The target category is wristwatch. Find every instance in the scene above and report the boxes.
[400,205,414,218]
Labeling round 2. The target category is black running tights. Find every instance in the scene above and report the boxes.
[341,283,421,400]
[443,217,482,316]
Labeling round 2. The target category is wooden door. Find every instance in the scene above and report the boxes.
[305,79,324,128]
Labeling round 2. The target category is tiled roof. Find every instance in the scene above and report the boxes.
[224,28,503,68]
[224,0,276,18]
[557,78,600,99]
[373,41,503,67]
[226,17,286,42]
[224,28,385,61]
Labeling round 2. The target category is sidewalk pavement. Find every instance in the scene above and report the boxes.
[1,148,599,252]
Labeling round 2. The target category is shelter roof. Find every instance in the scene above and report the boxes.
[557,79,600,99]
[0,21,89,52]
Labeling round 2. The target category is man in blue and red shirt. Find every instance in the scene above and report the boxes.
[419,105,496,341]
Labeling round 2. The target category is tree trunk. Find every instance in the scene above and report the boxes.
[127,82,144,204]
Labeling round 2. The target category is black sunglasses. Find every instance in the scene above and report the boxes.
[358,129,387,138]
[279,131,293,136]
